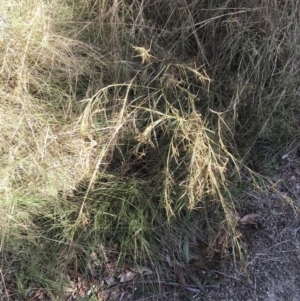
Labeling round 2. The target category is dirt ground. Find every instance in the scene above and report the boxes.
[202,194,300,301]
[196,152,300,301]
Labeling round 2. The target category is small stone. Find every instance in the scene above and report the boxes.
[247,277,254,286]
[264,271,269,278]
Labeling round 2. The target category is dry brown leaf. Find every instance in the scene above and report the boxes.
[77,280,85,297]
[132,265,153,275]
[105,275,116,286]
[105,261,115,273]
[26,289,43,301]
[119,270,138,283]
[88,262,97,278]
[78,287,85,297]
[218,232,228,246]
[227,210,240,222]
[90,252,98,261]
[77,278,88,297]
[247,277,254,286]
[67,269,83,278]
[175,265,186,288]
[239,213,260,224]
[165,254,173,267]
[207,229,230,258]
[97,289,111,301]
[140,267,153,276]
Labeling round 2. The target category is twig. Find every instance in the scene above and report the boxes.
[212,271,255,290]
[121,279,218,289]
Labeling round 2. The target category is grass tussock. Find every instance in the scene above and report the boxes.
[1,0,300,299]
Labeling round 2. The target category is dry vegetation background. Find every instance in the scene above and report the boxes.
[0,0,300,300]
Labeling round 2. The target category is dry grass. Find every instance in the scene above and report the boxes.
[0,0,300,299]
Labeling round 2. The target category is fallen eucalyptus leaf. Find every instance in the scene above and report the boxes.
[119,270,137,283]
[239,213,260,224]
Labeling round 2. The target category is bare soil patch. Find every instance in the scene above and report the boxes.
[199,151,300,301]
[203,194,300,301]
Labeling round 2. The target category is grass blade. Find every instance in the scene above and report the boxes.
[189,274,205,292]
[182,237,190,264]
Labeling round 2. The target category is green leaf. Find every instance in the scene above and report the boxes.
[182,237,190,264]
[207,276,222,286]
[271,210,282,216]
[185,293,196,301]
[189,274,205,292]
[191,260,205,269]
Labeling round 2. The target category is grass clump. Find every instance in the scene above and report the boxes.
[1,0,300,299]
